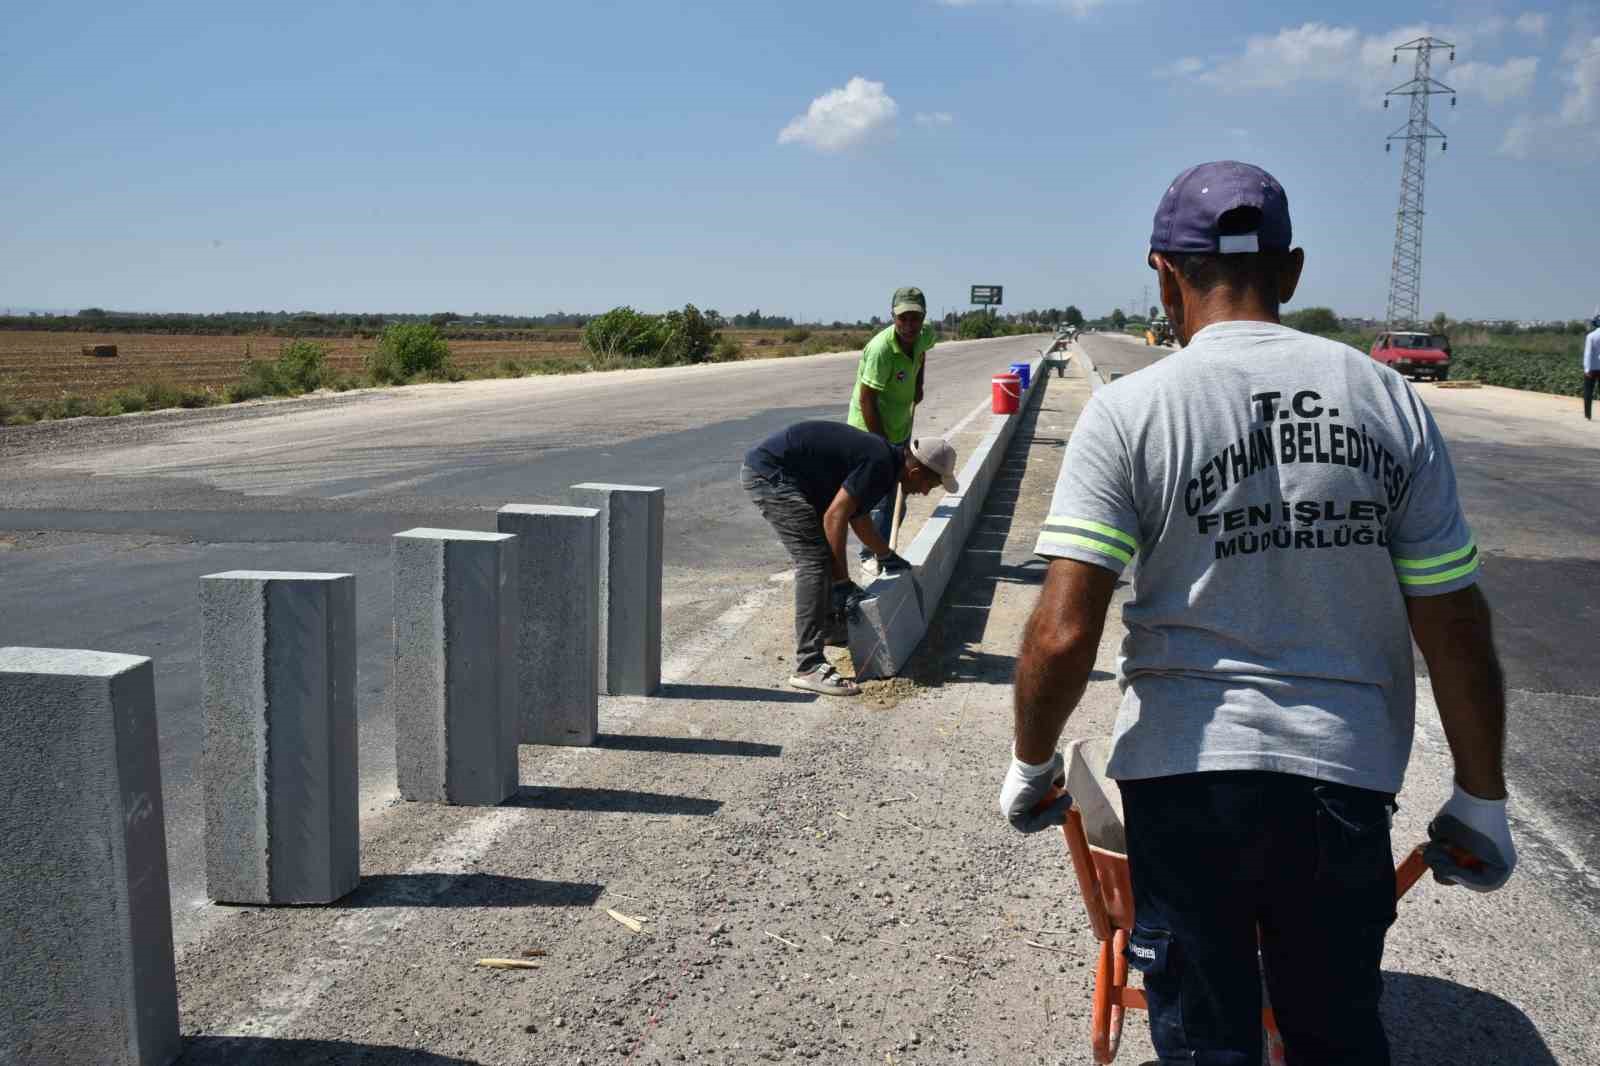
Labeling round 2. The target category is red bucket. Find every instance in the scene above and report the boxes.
[992,372,1021,414]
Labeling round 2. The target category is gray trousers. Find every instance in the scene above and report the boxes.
[741,465,830,674]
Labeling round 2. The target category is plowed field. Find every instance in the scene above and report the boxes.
[0,328,864,402]
[0,331,587,402]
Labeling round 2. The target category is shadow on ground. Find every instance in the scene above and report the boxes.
[330,872,603,909]
[180,1036,483,1065]
[596,733,783,757]
[654,682,816,704]
[505,785,722,816]
[1383,972,1557,1065]
[899,374,1066,688]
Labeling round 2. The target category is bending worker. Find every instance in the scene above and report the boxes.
[848,286,936,578]
[1583,313,1600,421]
[741,421,957,696]
[998,161,1515,1064]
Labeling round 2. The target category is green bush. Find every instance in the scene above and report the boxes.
[495,358,525,377]
[783,327,812,343]
[45,394,95,420]
[958,312,998,340]
[1282,307,1340,335]
[712,336,744,362]
[276,339,328,392]
[329,374,362,392]
[657,304,719,365]
[582,306,667,363]
[367,323,452,383]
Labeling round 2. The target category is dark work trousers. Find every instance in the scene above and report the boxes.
[741,465,830,675]
[1585,371,1599,420]
[1120,771,1398,1066]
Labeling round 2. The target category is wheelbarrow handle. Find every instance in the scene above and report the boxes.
[1396,841,1485,900]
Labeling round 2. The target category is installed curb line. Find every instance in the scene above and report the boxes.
[848,352,1048,681]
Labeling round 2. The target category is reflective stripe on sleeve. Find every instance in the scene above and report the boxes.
[1036,516,1138,565]
[1396,556,1481,587]
[1393,540,1477,571]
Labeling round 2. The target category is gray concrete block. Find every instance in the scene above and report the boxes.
[0,647,181,1066]
[497,505,600,745]
[392,529,519,805]
[568,483,664,696]
[200,571,358,905]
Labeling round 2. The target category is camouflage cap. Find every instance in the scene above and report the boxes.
[892,287,927,315]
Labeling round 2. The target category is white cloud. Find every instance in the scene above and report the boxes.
[1453,56,1539,104]
[1501,37,1600,157]
[915,111,955,127]
[1515,12,1549,37]
[777,77,899,152]
[1176,20,1537,106]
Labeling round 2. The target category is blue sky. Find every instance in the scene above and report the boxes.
[2,0,1596,322]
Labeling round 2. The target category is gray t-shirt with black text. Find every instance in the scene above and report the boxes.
[1037,321,1479,793]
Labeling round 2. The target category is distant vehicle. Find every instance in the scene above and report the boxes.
[1370,331,1451,381]
[1145,315,1174,347]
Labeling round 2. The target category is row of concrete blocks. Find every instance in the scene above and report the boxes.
[0,484,662,1065]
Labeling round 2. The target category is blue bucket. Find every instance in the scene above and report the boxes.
[1008,361,1031,391]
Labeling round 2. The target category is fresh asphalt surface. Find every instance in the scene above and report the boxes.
[1077,330,1600,917]
[0,334,1052,947]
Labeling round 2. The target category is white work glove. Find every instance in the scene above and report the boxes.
[1425,784,1516,893]
[999,751,1071,833]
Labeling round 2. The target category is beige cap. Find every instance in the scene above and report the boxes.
[909,437,959,493]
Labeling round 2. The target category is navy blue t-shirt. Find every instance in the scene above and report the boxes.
[745,421,901,518]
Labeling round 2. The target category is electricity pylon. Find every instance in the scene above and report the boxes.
[1383,36,1456,329]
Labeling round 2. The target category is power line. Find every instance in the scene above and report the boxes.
[1383,36,1456,329]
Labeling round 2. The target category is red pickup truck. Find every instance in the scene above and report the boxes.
[1369,331,1451,381]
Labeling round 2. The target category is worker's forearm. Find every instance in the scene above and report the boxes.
[858,385,884,437]
[1411,589,1508,799]
[851,514,892,559]
[1423,642,1507,799]
[823,513,851,581]
[1012,623,1096,764]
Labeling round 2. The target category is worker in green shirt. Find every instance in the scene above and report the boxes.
[847,286,936,577]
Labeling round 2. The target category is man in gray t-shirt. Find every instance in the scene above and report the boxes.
[996,162,1516,1065]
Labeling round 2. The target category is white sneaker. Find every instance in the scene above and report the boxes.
[859,556,881,580]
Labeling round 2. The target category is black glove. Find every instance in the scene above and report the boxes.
[876,551,912,574]
[831,580,867,617]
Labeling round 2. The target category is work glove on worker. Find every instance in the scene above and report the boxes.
[1425,784,1517,892]
[876,551,912,575]
[831,579,869,619]
[998,751,1072,833]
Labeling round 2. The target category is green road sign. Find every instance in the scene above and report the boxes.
[970,285,1003,306]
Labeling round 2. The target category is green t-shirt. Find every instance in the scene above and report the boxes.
[846,325,935,444]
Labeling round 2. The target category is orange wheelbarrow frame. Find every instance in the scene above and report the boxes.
[1055,798,1432,1064]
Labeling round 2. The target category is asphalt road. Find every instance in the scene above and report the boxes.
[0,333,1051,947]
[1076,330,1600,912]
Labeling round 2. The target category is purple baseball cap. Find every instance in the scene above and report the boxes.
[1147,161,1291,266]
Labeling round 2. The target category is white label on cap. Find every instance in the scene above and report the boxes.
[1220,233,1260,254]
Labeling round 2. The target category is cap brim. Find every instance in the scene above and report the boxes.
[892,304,926,315]
[941,474,959,494]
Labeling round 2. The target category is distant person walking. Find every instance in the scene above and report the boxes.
[847,287,937,577]
[741,422,957,696]
[1583,314,1600,420]
[1000,161,1514,1065]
